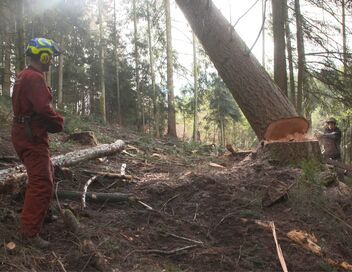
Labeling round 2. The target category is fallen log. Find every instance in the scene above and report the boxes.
[326,159,352,172]
[0,140,125,193]
[57,191,136,204]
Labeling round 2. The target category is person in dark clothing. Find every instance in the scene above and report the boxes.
[320,117,342,160]
[12,38,64,249]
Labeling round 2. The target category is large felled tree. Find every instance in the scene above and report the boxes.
[175,0,306,140]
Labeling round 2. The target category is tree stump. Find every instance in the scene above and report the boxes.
[66,131,98,146]
[258,140,322,166]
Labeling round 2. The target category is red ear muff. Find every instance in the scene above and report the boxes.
[40,52,50,64]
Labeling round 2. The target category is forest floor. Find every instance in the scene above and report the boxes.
[0,114,352,271]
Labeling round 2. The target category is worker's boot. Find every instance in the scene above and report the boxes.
[22,235,50,249]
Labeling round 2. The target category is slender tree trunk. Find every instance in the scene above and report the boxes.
[58,48,64,107]
[15,0,25,73]
[350,123,352,164]
[272,0,287,95]
[262,0,266,68]
[133,0,142,131]
[147,1,160,137]
[175,0,299,140]
[294,0,306,116]
[165,0,177,138]
[285,1,296,107]
[183,113,186,140]
[98,0,106,124]
[342,0,347,84]
[45,66,52,87]
[228,0,232,24]
[0,28,3,95]
[3,24,11,96]
[114,0,122,125]
[192,32,199,142]
[220,116,225,146]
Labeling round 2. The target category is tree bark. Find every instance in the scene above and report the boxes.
[165,0,177,138]
[175,0,299,140]
[147,1,160,137]
[272,0,288,96]
[114,0,122,125]
[294,0,307,116]
[0,140,125,193]
[192,32,199,142]
[341,0,348,87]
[58,37,64,108]
[262,0,266,68]
[285,1,296,107]
[15,0,25,73]
[3,16,11,97]
[133,0,142,131]
[258,140,322,166]
[98,0,106,124]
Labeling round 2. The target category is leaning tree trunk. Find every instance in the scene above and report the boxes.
[0,140,125,193]
[175,0,303,140]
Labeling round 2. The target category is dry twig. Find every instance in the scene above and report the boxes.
[124,244,199,261]
[138,200,154,210]
[161,194,180,211]
[82,176,98,209]
[269,222,288,272]
[319,205,352,231]
[52,251,67,272]
[167,233,203,245]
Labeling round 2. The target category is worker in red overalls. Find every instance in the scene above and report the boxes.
[12,38,64,249]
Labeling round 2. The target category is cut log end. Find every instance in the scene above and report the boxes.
[263,117,309,141]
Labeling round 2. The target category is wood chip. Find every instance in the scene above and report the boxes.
[209,162,226,169]
[5,242,16,250]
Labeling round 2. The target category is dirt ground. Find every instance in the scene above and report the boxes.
[0,123,352,272]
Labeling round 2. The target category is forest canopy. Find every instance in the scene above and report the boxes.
[0,0,351,157]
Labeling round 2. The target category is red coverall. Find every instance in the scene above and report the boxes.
[12,66,64,237]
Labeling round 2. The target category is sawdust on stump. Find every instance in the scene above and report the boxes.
[263,117,309,141]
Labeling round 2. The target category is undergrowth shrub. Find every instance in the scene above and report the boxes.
[289,160,328,216]
[0,96,12,123]
[62,111,99,134]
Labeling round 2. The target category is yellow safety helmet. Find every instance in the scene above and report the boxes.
[26,38,61,64]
